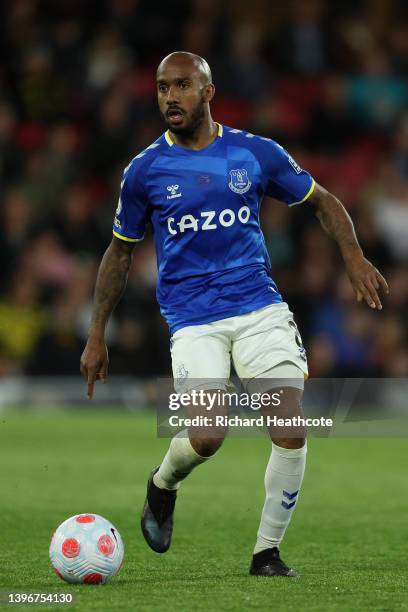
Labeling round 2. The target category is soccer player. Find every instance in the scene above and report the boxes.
[80,52,388,577]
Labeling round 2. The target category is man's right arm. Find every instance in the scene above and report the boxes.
[80,236,135,399]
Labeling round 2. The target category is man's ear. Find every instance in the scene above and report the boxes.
[203,83,215,103]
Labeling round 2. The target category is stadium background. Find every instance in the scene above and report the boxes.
[0,0,407,385]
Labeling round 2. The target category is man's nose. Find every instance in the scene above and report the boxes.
[166,85,180,104]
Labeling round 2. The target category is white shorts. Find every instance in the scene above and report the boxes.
[170,302,308,394]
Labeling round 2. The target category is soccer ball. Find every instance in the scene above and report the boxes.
[50,514,124,584]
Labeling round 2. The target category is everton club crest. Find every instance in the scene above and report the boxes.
[228,169,252,194]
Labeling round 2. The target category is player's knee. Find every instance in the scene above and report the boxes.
[272,437,306,449]
[189,435,225,457]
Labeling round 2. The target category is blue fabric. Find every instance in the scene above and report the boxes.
[283,490,299,500]
[113,126,314,334]
[281,500,297,510]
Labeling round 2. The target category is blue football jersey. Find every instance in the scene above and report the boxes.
[113,124,315,334]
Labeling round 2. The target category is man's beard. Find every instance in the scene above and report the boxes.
[163,100,205,137]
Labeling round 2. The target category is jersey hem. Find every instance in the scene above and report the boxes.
[112,230,144,242]
[168,295,282,336]
[288,178,316,207]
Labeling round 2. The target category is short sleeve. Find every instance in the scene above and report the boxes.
[113,159,150,242]
[262,140,315,206]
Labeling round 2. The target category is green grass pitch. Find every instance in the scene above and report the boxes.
[0,410,406,611]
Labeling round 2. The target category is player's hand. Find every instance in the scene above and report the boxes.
[80,336,109,400]
[345,255,389,310]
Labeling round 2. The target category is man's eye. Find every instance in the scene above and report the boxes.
[180,82,189,89]
[158,85,167,93]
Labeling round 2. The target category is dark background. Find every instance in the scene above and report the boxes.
[0,0,407,381]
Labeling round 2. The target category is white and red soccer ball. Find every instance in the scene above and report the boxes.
[50,514,124,584]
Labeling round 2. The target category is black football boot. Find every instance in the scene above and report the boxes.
[141,467,177,553]
[249,547,298,577]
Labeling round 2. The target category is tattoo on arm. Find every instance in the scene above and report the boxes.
[306,182,388,309]
[308,183,362,259]
[90,238,134,335]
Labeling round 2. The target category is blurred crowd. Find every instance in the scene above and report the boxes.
[0,0,407,379]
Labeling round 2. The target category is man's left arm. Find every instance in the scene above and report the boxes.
[307,182,389,309]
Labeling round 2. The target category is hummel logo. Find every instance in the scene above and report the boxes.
[167,184,182,199]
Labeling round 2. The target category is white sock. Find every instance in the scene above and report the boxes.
[153,431,209,490]
[254,441,307,554]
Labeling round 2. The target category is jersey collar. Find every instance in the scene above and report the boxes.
[164,122,223,147]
